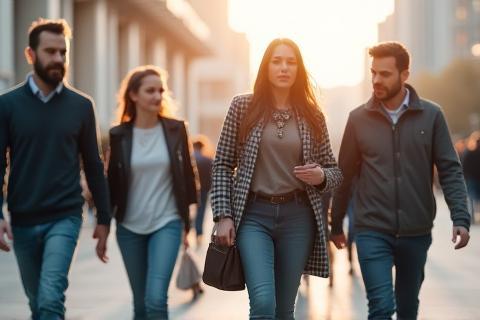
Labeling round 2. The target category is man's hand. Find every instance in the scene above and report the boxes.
[452,226,469,250]
[0,219,13,252]
[294,163,325,186]
[330,232,347,250]
[216,217,235,247]
[93,224,110,263]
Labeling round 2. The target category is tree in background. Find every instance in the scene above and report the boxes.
[413,59,480,136]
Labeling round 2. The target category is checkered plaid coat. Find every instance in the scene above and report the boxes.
[211,94,343,277]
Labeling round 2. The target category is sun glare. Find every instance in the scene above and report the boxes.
[229,0,394,88]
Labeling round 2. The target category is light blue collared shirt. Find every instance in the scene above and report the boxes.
[382,88,410,124]
[27,73,64,103]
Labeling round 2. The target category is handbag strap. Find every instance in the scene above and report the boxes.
[210,224,217,243]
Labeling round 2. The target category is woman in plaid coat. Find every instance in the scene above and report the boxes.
[211,38,342,319]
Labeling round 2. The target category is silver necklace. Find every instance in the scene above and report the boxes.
[272,109,292,138]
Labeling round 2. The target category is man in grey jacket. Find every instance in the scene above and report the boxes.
[331,41,470,320]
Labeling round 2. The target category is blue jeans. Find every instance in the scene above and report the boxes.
[236,196,315,320]
[466,178,480,201]
[12,215,82,320]
[116,219,182,320]
[194,190,209,236]
[355,231,432,320]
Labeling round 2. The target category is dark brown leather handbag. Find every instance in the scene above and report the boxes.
[202,227,245,291]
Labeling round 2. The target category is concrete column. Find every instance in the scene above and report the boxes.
[61,0,74,24]
[119,22,141,79]
[127,22,141,70]
[60,0,74,83]
[107,8,119,125]
[171,50,186,119]
[187,60,200,134]
[94,0,109,130]
[126,22,141,70]
[0,0,14,90]
[14,0,49,82]
[432,0,453,72]
[74,0,110,131]
[152,38,167,69]
[47,0,60,18]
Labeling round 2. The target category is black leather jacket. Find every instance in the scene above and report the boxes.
[107,118,198,231]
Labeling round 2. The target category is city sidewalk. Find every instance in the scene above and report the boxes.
[1,196,479,319]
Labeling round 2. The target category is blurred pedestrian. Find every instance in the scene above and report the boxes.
[192,135,213,247]
[345,198,356,275]
[212,38,342,319]
[343,178,357,276]
[319,191,335,287]
[331,41,470,320]
[107,65,198,319]
[463,131,480,222]
[0,18,111,319]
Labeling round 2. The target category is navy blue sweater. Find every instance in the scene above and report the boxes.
[0,82,111,226]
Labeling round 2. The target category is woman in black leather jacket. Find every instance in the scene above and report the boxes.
[107,65,198,319]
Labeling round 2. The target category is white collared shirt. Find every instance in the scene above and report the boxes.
[27,73,64,103]
[382,88,410,124]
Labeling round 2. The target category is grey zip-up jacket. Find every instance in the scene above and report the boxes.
[331,84,470,236]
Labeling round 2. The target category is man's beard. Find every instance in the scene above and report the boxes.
[374,78,402,102]
[34,59,66,87]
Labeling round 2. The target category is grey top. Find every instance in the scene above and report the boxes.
[122,123,179,234]
[251,113,304,194]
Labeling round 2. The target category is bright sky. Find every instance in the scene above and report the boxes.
[228,0,394,88]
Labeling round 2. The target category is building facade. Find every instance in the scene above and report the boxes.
[378,0,480,76]
[188,0,250,143]
[0,0,222,134]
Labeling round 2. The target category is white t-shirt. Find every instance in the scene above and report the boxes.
[121,123,180,234]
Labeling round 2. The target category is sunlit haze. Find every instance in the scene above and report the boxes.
[229,0,394,88]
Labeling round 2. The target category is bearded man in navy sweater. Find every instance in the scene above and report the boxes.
[0,18,111,320]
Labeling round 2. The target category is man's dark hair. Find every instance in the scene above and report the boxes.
[369,41,410,72]
[28,18,72,50]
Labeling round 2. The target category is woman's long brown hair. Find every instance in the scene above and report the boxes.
[115,65,175,124]
[238,38,325,143]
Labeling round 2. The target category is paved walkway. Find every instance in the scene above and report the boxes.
[1,196,479,319]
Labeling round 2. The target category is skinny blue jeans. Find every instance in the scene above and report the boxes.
[236,196,316,320]
[356,231,432,320]
[12,215,82,320]
[116,219,182,320]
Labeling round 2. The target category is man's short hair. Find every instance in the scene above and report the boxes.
[369,41,410,72]
[28,18,72,50]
